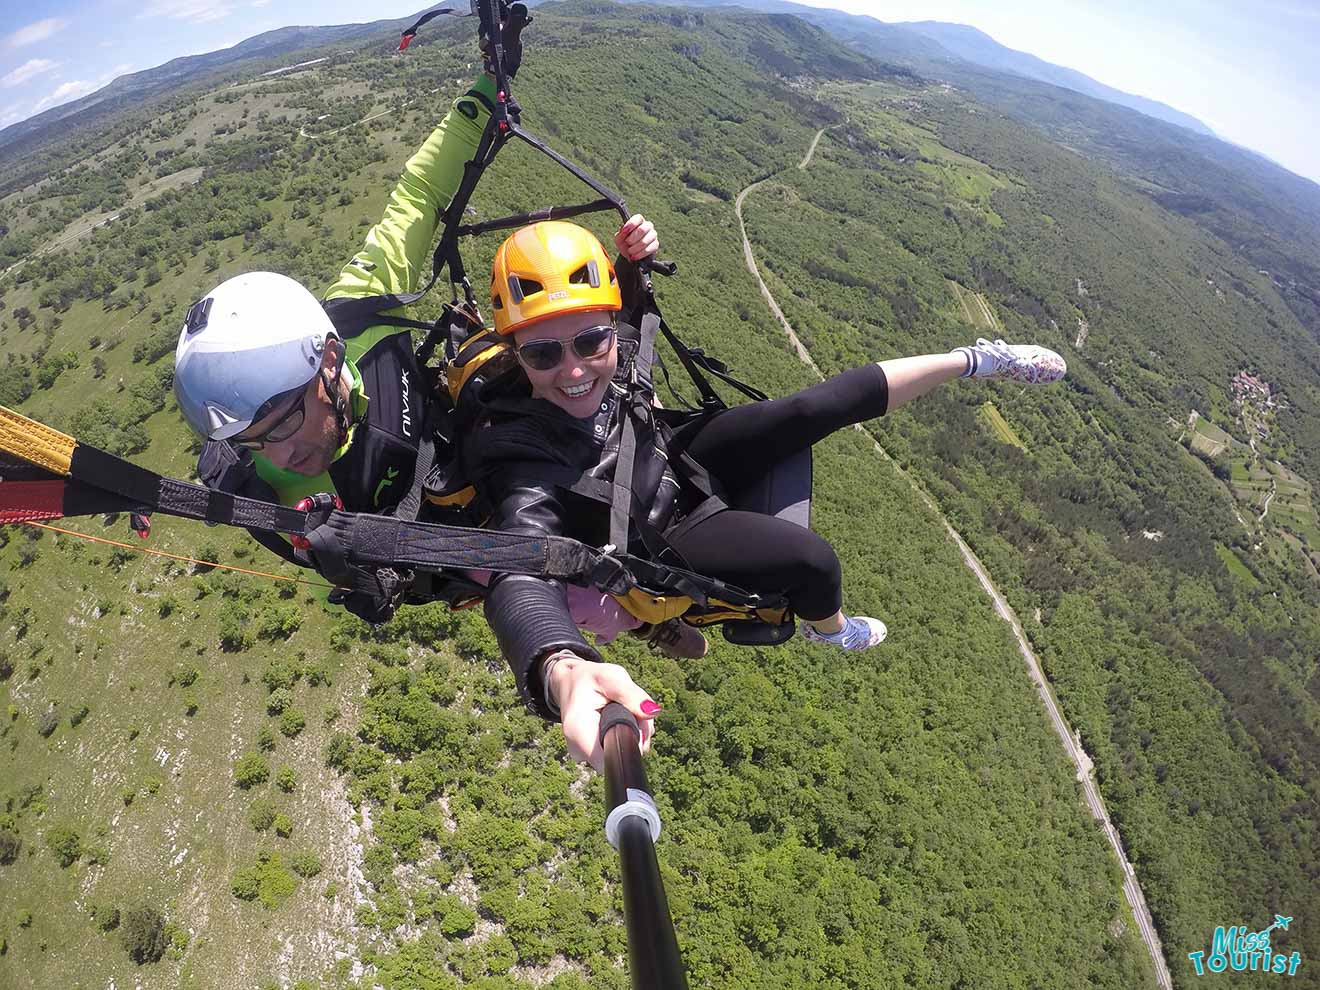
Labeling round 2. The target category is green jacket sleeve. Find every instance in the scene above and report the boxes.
[323,75,497,304]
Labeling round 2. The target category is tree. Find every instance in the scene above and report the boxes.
[120,904,167,964]
[248,799,277,832]
[233,752,269,789]
[0,828,20,864]
[46,825,82,867]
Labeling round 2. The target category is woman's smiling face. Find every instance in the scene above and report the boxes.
[512,309,619,418]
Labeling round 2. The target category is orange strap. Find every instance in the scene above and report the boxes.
[22,521,334,589]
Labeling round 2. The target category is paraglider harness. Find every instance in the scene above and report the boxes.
[0,0,808,646]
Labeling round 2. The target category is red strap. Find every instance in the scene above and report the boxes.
[0,480,66,523]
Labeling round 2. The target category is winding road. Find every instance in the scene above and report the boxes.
[735,127,1173,990]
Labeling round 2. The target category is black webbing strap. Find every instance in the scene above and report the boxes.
[608,310,658,552]
[53,436,613,586]
[321,294,438,339]
[393,431,435,523]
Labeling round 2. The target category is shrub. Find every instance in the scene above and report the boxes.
[324,732,353,769]
[261,659,299,692]
[120,904,167,964]
[233,752,269,789]
[275,767,296,793]
[230,851,298,909]
[92,903,120,931]
[36,706,59,737]
[0,828,20,864]
[17,908,32,927]
[279,709,305,738]
[46,825,82,867]
[289,850,321,878]
[68,704,90,727]
[254,603,302,640]
[257,726,276,752]
[175,665,198,687]
[216,599,251,650]
[266,687,293,715]
[273,813,293,838]
[248,799,277,832]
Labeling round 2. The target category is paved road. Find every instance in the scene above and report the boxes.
[735,160,1174,990]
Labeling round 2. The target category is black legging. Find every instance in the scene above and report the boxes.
[667,363,889,621]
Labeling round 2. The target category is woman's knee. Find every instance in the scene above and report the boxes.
[793,530,842,588]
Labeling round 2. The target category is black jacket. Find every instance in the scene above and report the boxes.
[464,323,693,720]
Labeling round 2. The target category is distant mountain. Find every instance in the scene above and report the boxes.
[899,20,1214,136]
[618,0,1213,137]
[0,13,422,156]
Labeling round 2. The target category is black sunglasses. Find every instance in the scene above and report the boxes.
[515,325,616,372]
[233,386,310,450]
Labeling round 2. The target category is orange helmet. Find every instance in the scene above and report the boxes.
[490,221,621,335]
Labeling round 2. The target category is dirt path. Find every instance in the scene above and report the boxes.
[1261,478,1277,520]
[736,158,1173,990]
[798,127,827,169]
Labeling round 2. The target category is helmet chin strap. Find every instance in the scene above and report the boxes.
[321,339,352,444]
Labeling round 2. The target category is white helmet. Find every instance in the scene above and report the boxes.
[174,272,341,441]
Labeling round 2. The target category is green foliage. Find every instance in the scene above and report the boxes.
[36,706,59,737]
[254,602,302,640]
[275,766,297,792]
[289,850,321,878]
[0,828,20,864]
[257,725,277,752]
[119,904,167,964]
[266,687,293,714]
[273,813,293,838]
[45,824,82,867]
[233,752,270,789]
[230,851,298,909]
[91,903,120,932]
[68,704,90,727]
[248,798,277,832]
[278,708,306,738]
[262,659,300,692]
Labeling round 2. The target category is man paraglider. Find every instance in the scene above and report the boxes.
[172,24,1067,770]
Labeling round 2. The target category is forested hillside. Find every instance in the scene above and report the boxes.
[0,2,1315,989]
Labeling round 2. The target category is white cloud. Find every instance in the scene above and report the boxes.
[31,79,98,115]
[1,58,59,88]
[138,1,234,23]
[0,105,24,128]
[6,18,69,49]
[251,0,272,6]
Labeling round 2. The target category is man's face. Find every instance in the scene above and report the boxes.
[512,309,619,419]
[234,356,344,476]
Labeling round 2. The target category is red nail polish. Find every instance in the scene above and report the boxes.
[640,700,662,717]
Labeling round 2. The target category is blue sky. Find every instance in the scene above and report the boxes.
[2,0,1318,184]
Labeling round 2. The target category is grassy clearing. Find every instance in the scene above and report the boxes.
[947,279,999,331]
[1215,543,1260,585]
[979,401,1027,450]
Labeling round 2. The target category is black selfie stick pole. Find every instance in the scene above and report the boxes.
[598,703,689,990]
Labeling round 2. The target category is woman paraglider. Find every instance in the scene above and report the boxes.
[468,219,1065,769]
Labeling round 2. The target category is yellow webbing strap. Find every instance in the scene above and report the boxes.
[0,405,76,476]
[611,587,696,625]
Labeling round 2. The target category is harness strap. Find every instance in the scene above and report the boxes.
[609,310,658,552]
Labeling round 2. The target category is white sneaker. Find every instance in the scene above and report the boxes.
[801,615,888,650]
[954,338,1067,384]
